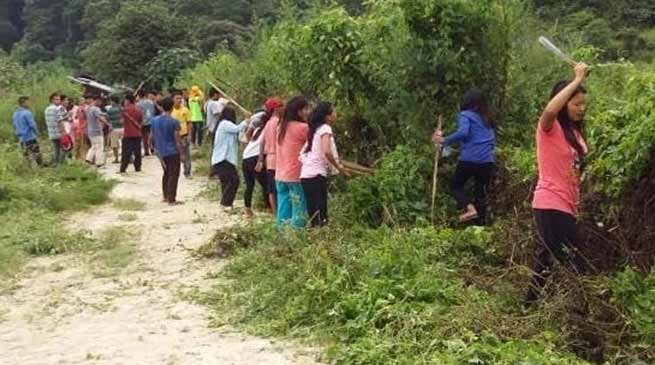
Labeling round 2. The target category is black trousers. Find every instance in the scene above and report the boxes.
[451,161,495,225]
[191,121,204,146]
[161,154,181,203]
[301,175,328,227]
[120,137,142,172]
[242,156,269,209]
[527,209,581,302]
[214,161,239,207]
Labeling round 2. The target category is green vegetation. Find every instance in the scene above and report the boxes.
[87,227,138,277]
[177,1,655,364]
[112,198,146,211]
[0,58,112,283]
[196,223,598,364]
[0,146,113,281]
[3,0,655,364]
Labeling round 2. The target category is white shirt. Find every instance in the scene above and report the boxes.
[300,124,339,178]
[243,127,264,160]
[205,98,229,133]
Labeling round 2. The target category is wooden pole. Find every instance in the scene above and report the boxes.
[342,160,374,174]
[132,81,145,97]
[431,115,444,224]
[208,80,252,116]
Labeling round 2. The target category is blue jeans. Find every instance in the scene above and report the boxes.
[276,181,307,229]
[182,136,192,177]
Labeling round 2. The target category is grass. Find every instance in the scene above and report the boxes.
[0,145,113,283]
[87,226,139,277]
[112,198,146,211]
[193,219,655,365]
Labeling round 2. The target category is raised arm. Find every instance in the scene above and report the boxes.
[539,63,589,132]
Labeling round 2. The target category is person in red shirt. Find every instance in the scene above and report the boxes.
[527,62,590,304]
[120,94,144,173]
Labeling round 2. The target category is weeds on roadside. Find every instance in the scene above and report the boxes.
[0,146,112,280]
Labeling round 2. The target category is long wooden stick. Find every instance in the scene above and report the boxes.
[342,160,373,173]
[208,80,252,116]
[132,81,145,97]
[431,115,444,224]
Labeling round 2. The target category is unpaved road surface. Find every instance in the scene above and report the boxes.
[0,156,319,365]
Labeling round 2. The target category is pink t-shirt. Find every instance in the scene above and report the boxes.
[275,121,309,183]
[262,116,279,170]
[532,120,588,216]
[300,125,339,179]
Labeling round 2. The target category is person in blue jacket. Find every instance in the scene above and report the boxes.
[433,89,495,225]
[12,96,43,166]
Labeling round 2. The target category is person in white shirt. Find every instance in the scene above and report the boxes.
[299,102,351,227]
[241,109,273,218]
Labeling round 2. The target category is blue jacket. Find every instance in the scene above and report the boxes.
[12,107,39,143]
[443,110,495,164]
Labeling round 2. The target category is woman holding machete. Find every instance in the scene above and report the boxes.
[526,62,590,304]
[432,89,496,225]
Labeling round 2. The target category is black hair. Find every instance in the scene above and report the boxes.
[549,80,587,158]
[253,109,274,141]
[279,96,308,144]
[18,96,29,106]
[124,94,136,104]
[305,102,334,153]
[160,96,174,112]
[49,92,60,102]
[110,95,120,104]
[209,88,220,98]
[461,88,492,127]
[219,106,237,124]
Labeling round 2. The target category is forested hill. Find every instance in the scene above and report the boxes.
[2,0,655,69]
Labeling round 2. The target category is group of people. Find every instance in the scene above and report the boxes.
[209,94,350,228]
[13,61,591,301]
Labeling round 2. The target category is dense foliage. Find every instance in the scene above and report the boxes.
[3,0,655,364]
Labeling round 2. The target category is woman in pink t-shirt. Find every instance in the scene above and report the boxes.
[300,102,351,227]
[256,97,285,216]
[275,96,311,228]
[527,62,590,304]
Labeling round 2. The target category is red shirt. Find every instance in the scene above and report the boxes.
[122,104,143,138]
[275,121,308,183]
[532,120,587,216]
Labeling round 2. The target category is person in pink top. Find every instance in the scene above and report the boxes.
[275,96,310,228]
[300,102,351,227]
[527,62,590,304]
[256,97,285,216]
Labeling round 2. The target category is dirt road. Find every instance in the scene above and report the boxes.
[0,157,318,365]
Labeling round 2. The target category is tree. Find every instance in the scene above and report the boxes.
[144,48,201,89]
[81,1,190,84]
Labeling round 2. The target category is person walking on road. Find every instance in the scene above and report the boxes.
[171,91,192,179]
[85,95,111,168]
[151,97,184,205]
[106,95,124,164]
[120,94,144,173]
